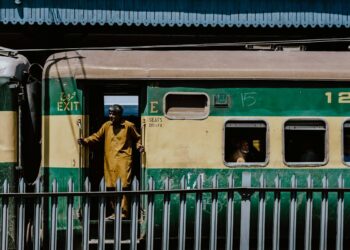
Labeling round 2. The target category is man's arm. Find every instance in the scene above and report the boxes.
[129,124,144,152]
[78,123,107,145]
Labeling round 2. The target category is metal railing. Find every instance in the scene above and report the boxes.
[0,172,349,249]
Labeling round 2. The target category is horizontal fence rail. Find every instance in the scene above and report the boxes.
[1,173,350,249]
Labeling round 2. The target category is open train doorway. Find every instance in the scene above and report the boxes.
[84,83,143,219]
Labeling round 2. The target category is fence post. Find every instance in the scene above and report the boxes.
[319,175,328,250]
[193,175,203,250]
[225,174,234,250]
[210,175,218,250]
[178,176,187,250]
[1,179,9,250]
[16,178,25,250]
[33,177,42,250]
[66,178,74,250]
[272,175,281,250]
[336,175,344,250]
[257,174,266,250]
[98,178,106,250]
[114,178,122,250]
[240,172,251,250]
[82,178,90,250]
[130,177,139,250]
[288,175,297,250]
[146,177,155,250]
[304,175,313,250]
[162,177,171,250]
[50,179,58,250]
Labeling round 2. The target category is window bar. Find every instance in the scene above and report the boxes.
[66,178,74,250]
[210,175,218,250]
[304,175,313,250]
[82,178,90,250]
[98,178,106,250]
[50,179,58,250]
[162,177,171,250]
[319,175,328,250]
[16,178,25,250]
[178,176,187,250]
[257,174,266,250]
[272,175,281,250]
[130,177,139,250]
[225,174,234,250]
[288,175,297,250]
[336,175,344,250]
[193,175,203,250]
[1,179,9,250]
[33,178,42,250]
[146,177,155,250]
[114,178,122,250]
[240,172,251,250]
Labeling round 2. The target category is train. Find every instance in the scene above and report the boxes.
[3,49,350,248]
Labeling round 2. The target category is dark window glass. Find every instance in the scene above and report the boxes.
[284,120,326,164]
[343,121,350,163]
[224,121,267,165]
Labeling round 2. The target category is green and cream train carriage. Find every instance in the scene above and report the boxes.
[0,52,29,249]
[43,50,350,243]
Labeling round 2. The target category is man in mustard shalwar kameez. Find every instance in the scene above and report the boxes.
[78,104,143,219]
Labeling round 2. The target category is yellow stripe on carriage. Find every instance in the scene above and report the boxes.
[0,112,17,163]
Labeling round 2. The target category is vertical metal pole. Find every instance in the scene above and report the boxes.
[66,179,74,250]
[114,178,122,250]
[146,178,155,250]
[257,174,266,250]
[17,178,25,250]
[82,177,90,250]
[210,175,218,250]
[33,178,41,250]
[240,172,251,250]
[178,176,187,250]
[98,178,106,250]
[193,175,203,250]
[225,174,234,250]
[130,177,139,250]
[272,176,281,250]
[304,175,313,250]
[2,180,9,250]
[162,177,171,250]
[288,175,297,250]
[319,176,328,250]
[336,175,344,250]
[50,179,58,250]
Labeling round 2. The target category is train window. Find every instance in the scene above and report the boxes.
[284,120,327,166]
[224,120,268,166]
[343,121,350,164]
[164,92,209,120]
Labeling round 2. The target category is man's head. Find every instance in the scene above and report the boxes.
[109,104,123,125]
[239,140,249,154]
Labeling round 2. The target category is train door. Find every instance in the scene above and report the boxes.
[85,82,142,215]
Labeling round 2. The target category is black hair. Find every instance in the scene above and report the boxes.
[108,104,123,115]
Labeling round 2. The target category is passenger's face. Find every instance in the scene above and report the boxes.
[240,141,249,154]
[109,111,121,124]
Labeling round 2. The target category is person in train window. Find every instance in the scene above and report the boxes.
[231,139,250,163]
[78,104,144,219]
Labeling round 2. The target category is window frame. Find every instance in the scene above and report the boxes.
[283,118,329,167]
[163,91,210,120]
[342,119,350,166]
[223,119,269,167]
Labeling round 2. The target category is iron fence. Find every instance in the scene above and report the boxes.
[0,172,349,249]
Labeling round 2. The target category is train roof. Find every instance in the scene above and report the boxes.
[44,50,350,81]
[0,53,29,83]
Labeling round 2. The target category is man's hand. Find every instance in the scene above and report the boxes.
[138,145,145,153]
[77,138,86,145]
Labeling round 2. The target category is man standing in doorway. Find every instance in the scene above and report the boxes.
[78,104,144,219]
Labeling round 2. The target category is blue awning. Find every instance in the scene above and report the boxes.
[1,0,350,28]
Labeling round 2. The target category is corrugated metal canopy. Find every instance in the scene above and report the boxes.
[2,0,350,28]
[44,50,350,81]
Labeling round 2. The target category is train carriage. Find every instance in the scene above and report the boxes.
[42,50,350,247]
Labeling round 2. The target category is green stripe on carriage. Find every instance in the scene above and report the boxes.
[0,163,17,189]
[43,78,83,115]
[41,167,85,192]
[0,82,15,111]
[145,86,350,116]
